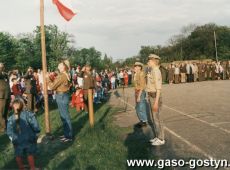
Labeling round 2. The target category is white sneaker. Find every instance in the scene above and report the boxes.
[149,138,158,143]
[151,139,165,146]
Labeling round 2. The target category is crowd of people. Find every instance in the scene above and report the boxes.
[165,60,230,84]
[0,61,135,170]
[1,57,230,170]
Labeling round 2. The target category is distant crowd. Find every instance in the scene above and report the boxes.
[164,60,230,84]
[3,66,134,115]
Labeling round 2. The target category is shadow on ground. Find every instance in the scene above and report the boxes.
[1,95,108,170]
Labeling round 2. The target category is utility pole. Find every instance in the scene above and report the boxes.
[214,31,218,62]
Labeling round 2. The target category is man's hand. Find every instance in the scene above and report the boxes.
[153,102,159,112]
[81,67,86,72]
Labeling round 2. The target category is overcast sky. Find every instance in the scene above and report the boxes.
[0,0,229,60]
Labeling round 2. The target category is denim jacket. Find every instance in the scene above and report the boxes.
[7,111,40,146]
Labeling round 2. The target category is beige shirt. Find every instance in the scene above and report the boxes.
[134,71,146,90]
[145,67,162,92]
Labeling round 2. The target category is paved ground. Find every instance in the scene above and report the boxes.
[110,80,230,170]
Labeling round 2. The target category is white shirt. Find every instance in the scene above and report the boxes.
[77,77,83,87]
[174,67,180,75]
[119,72,124,78]
[111,77,116,83]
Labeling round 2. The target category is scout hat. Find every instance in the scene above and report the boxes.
[134,62,144,67]
[148,54,161,60]
[63,60,70,70]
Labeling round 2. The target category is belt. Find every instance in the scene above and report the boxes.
[148,92,156,98]
[56,91,68,94]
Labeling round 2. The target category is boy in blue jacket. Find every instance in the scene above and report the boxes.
[7,98,40,170]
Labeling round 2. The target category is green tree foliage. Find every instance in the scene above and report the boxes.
[0,32,17,70]
[15,34,37,71]
[0,25,107,72]
[70,47,103,70]
[124,23,230,66]
[33,25,74,71]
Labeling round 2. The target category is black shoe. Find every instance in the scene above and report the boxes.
[134,121,147,128]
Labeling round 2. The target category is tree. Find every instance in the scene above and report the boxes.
[33,25,74,71]
[0,32,17,70]
[15,34,38,71]
[70,47,104,70]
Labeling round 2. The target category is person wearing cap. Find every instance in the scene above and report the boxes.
[133,62,148,128]
[48,61,73,142]
[0,63,11,132]
[146,54,165,146]
[23,67,38,113]
[79,63,95,113]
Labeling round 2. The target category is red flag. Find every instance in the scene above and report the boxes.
[53,0,76,21]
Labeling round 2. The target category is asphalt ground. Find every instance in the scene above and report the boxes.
[111,80,230,170]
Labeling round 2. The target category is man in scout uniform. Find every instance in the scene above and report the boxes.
[206,62,211,80]
[180,63,187,83]
[133,62,148,128]
[146,54,165,146]
[23,67,38,112]
[80,63,95,113]
[0,63,10,132]
[198,62,203,81]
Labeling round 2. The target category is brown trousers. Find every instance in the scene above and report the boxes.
[148,93,164,141]
[174,74,180,84]
[26,94,36,112]
[0,99,9,131]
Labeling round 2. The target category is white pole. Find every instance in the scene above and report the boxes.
[214,31,218,62]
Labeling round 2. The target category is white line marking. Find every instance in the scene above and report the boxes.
[163,105,230,134]
[120,88,230,134]
[164,127,213,159]
[115,96,215,159]
[114,89,230,169]
[211,122,230,125]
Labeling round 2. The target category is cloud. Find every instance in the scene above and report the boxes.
[0,0,230,59]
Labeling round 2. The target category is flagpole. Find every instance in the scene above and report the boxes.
[40,0,51,134]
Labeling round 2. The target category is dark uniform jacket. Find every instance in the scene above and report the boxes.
[0,72,10,99]
[80,72,95,90]
[23,73,37,95]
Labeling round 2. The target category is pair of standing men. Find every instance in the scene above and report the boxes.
[134,54,165,146]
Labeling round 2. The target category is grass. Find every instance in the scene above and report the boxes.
[0,101,158,170]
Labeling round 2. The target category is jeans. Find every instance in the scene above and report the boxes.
[56,93,73,139]
[135,91,148,122]
[111,82,116,89]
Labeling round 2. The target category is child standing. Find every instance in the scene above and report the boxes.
[7,99,40,170]
[11,78,22,98]
[94,82,102,104]
[71,85,84,112]
[110,75,116,90]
